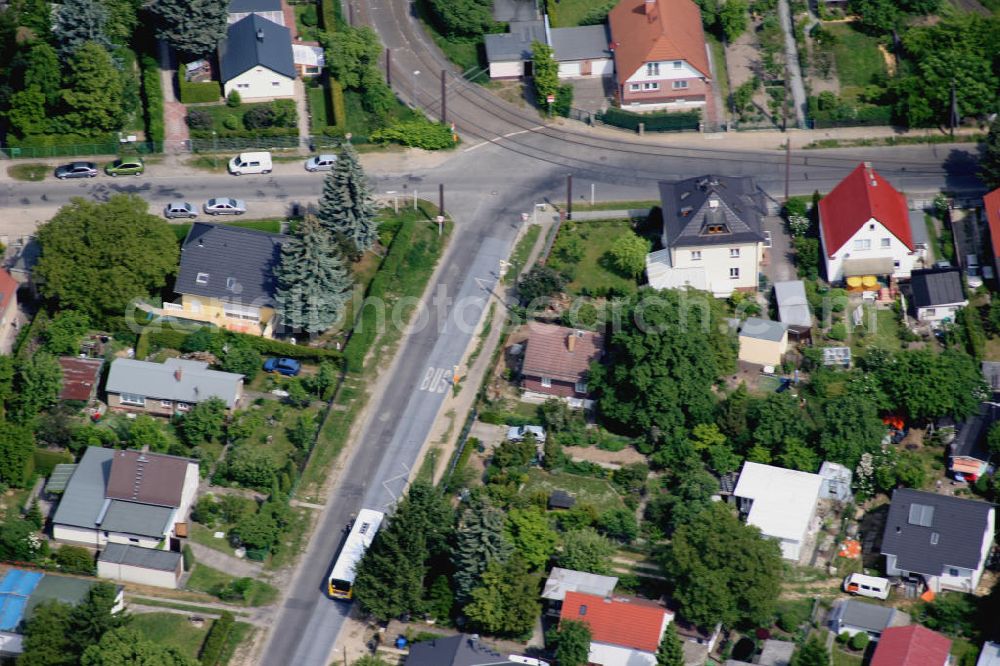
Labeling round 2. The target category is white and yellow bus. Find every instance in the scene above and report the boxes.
[327,509,385,600]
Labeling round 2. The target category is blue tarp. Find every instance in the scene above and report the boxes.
[0,570,43,631]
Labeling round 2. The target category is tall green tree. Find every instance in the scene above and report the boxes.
[464,555,540,637]
[426,0,492,36]
[817,393,885,468]
[556,528,615,575]
[7,85,47,136]
[69,583,130,655]
[43,311,91,356]
[980,116,1000,191]
[608,232,651,279]
[13,353,62,424]
[751,391,809,452]
[150,0,229,59]
[866,348,985,422]
[324,26,382,89]
[34,195,179,322]
[452,495,512,605]
[532,40,559,112]
[661,502,782,628]
[18,601,75,666]
[51,0,110,57]
[179,397,227,447]
[101,0,139,42]
[61,42,125,133]
[317,143,378,256]
[81,627,197,666]
[589,288,736,438]
[0,421,36,487]
[275,216,352,335]
[719,0,749,41]
[657,622,685,666]
[553,619,592,666]
[504,507,558,570]
[646,468,718,536]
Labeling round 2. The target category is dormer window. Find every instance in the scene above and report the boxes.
[196,273,209,284]
[226,277,237,291]
[705,224,728,235]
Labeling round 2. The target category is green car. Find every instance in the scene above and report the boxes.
[104,158,145,177]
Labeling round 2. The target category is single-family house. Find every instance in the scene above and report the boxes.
[169,223,289,337]
[984,188,1000,284]
[51,447,199,550]
[220,14,296,100]
[0,570,124,656]
[909,267,967,324]
[227,0,283,25]
[870,626,952,666]
[0,268,18,349]
[827,599,910,639]
[542,567,619,617]
[733,461,823,561]
[520,322,603,406]
[404,634,530,666]
[484,18,612,80]
[737,318,788,367]
[97,543,184,590]
[105,358,243,416]
[560,591,673,666]
[773,280,812,339]
[819,163,922,284]
[57,357,103,403]
[646,175,766,296]
[607,0,711,110]
[880,488,996,593]
[818,461,853,503]
[977,642,1000,666]
[948,403,997,482]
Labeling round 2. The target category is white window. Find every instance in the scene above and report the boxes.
[672,60,682,69]
[853,239,871,251]
[237,83,249,89]
[729,248,740,258]
[894,260,901,268]
[629,83,641,91]
[925,308,936,317]
[196,272,209,284]
[691,250,702,261]
[160,400,172,408]
[540,377,552,388]
[642,82,659,91]
[120,393,144,406]
[574,381,587,393]
[729,267,740,279]
[881,238,891,248]
[646,62,659,76]
[223,302,260,321]
[176,402,191,412]
[272,81,281,86]
[672,80,689,90]
[948,568,960,577]
[188,299,202,314]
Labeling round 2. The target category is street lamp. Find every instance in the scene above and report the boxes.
[212,130,218,168]
[412,70,421,104]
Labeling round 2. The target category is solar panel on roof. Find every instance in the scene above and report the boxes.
[908,503,935,527]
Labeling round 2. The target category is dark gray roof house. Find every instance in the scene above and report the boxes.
[220,14,296,82]
[405,634,524,666]
[881,488,995,589]
[828,599,910,638]
[176,223,288,306]
[659,175,766,249]
[909,267,967,311]
[99,543,183,573]
[484,20,546,64]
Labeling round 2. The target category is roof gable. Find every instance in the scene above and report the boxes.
[818,163,913,256]
[560,591,669,653]
[220,14,296,81]
[608,0,710,83]
[659,175,765,248]
[871,626,951,666]
[176,223,288,305]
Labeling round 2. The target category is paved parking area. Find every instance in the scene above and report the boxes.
[567,76,614,113]
[762,214,796,284]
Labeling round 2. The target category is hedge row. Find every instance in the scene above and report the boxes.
[5,133,117,149]
[199,611,235,666]
[140,56,165,145]
[189,127,300,140]
[145,327,343,363]
[318,0,338,31]
[179,64,221,104]
[34,450,74,478]
[329,78,346,129]
[598,107,700,132]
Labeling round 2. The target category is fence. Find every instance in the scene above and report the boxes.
[1,140,163,159]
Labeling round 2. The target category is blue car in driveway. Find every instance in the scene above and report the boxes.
[263,357,301,376]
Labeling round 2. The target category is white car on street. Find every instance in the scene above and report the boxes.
[204,197,247,215]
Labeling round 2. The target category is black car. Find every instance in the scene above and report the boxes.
[54,162,98,179]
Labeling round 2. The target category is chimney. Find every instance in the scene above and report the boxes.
[567,333,576,352]
[256,28,264,41]
[644,0,655,15]
[864,161,876,186]
[174,368,183,381]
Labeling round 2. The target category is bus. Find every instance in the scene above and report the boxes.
[328,508,385,599]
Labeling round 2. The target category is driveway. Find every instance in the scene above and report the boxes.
[566,76,614,114]
[762,214,796,285]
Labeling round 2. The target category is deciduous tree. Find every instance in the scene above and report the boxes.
[608,232,651,278]
[7,85,47,136]
[14,353,63,424]
[275,216,352,334]
[980,115,1000,191]
[43,311,91,356]
[180,397,227,447]
[504,507,558,570]
[150,0,228,59]
[719,0,748,41]
[426,0,492,36]
[317,143,378,255]
[532,40,559,112]
[790,637,830,666]
[81,627,197,666]
[464,555,540,637]
[18,601,74,666]
[557,528,615,574]
[553,619,592,666]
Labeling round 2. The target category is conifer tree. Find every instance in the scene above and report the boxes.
[317,143,378,256]
[656,622,685,666]
[452,495,512,605]
[274,216,351,335]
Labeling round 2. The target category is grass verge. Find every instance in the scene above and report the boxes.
[131,612,209,661]
[567,199,658,212]
[706,33,730,114]
[504,224,542,284]
[186,563,279,606]
[218,621,255,665]
[7,163,48,181]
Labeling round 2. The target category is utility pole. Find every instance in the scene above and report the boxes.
[566,175,573,221]
[785,137,791,202]
[949,79,959,139]
[439,183,445,217]
[385,48,391,86]
[441,70,447,123]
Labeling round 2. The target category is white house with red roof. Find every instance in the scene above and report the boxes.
[608,0,711,109]
[818,162,923,284]
[560,591,673,665]
[870,625,952,666]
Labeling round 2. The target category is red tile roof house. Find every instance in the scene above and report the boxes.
[519,323,603,408]
[818,163,926,284]
[608,0,712,111]
[0,269,18,353]
[560,591,674,666]
[871,626,952,666]
[985,187,1000,283]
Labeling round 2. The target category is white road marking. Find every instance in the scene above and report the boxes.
[463,126,545,152]
[418,366,451,393]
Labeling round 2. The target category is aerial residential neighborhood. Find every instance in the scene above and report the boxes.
[0,0,997,660]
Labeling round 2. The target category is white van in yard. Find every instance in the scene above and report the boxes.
[843,573,890,600]
[228,151,272,175]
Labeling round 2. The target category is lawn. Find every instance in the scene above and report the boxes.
[547,0,610,27]
[824,23,886,95]
[131,612,209,662]
[294,4,322,42]
[859,307,903,352]
[220,399,323,472]
[7,163,47,181]
[706,33,730,112]
[171,218,284,242]
[186,563,279,606]
[831,647,864,666]
[307,83,330,131]
[547,219,643,295]
[504,224,542,284]
[189,522,240,558]
[521,468,626,513]
[191,100,298,137]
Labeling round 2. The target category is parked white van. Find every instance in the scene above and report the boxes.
[228,152,272,175]
[843,573,890,600]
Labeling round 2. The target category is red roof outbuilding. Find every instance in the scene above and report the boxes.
[818,163,913,257]
[559,591,672,654]
[57,357,103,402]
[0,269,17,313]
[871,625,952,666]
[985,187,1000,261]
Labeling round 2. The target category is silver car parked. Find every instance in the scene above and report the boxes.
[305,154,337,172]
[204,197,247,215]
[163,202,198,219]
